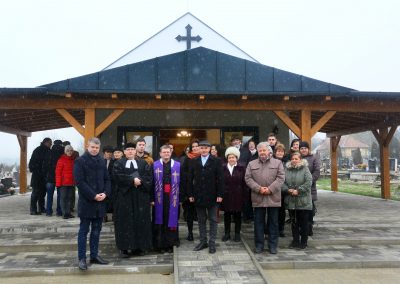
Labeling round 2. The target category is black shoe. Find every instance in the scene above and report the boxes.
[78,259,87,270]
[269,247,277,254]
[186,232,194,241]
[254,247,263,254]
[67,214,75,218]
[289,241,299,249]
[221,234,230,242]
[209,245,216,254]
[30,211,40,215]
[298,243,308,250]
[120,250,130,258]
[193,242,208,251]
[234,233,241,242]
[63,215,69,219]
[90,255,109,265]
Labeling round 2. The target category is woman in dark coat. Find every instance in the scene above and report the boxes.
[112,143,153,257]
[221,146,247,242]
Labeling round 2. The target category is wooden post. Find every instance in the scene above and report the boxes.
[300,110,312,147]
[330,135,341,192]
[372,127,397,199]
[17,135,28,194]
[84,108,96,146]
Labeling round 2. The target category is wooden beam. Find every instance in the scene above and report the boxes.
[84,108,96,146]
[311,111,336,137]
[384,126,397,147]
[375,128,391,199]
[372,129,383,145]
[2,97,400,112]
[330,136,341,192]
[95,109,125,137]
[300,110,312,146]
[17,135,28,194]
[0,124,31,137]
[56,109,85,136]
[328,119,400,137]
[273,111,301,138]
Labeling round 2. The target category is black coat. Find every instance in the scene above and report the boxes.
[43,144,64,184]
[112,157,153,251]
[187,155,224,208]
[221,164,247,212]
[29,143,51,187]
[73,152,111,218]
[239,146,251,167]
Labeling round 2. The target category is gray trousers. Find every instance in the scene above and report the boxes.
[196,205,218,245]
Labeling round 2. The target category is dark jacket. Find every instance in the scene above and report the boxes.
[73,151,111,218]
[302,154,321,201]
[188,155,224,208]
[43,144,64,184]
[29,143,51,187]
[239,146,251,167]
[221,164,247,212]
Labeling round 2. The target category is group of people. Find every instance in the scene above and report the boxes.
[29,132,320,271]
[29,138,79,219]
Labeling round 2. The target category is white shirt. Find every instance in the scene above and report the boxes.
[125,159,138,169]
[227,163,237,176]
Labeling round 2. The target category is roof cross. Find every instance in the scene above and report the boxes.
[175,24,202,50]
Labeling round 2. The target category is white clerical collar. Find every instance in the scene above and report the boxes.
[125,159,138,169]
[159,158,174,167]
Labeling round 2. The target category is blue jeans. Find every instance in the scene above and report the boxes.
[78,217,103,260]
[254,207,279,251]
[46,183,62,215]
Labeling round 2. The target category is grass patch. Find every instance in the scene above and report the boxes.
[317,178,400,201]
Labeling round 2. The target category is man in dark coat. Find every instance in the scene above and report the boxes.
[152,145,182,253]
[43,139,64,216]
[102,145,114,220]
[29,137,52,215]
[113,142,153,258]
[73,137,111,271]
[188,140,224,254]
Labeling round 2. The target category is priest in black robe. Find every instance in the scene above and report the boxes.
[113,142,153,257]
[152,145,183,253]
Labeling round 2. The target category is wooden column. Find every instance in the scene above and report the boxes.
[330,135,341,192]
[17,135,28,194]
[84,108,96,146]
[300,110,312,147]
[372,127,397,199]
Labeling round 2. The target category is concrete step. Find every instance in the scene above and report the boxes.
[0,250,173,277]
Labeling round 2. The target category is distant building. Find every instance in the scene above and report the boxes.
[315,135,370,160]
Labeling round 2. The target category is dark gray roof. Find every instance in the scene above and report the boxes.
[40,47,356,96]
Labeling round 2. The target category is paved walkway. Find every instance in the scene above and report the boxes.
[2,190,400,283]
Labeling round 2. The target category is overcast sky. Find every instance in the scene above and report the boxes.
[1,0,399,163]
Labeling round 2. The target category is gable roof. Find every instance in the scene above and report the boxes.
[104,12,258,70]
[41,47,354,95]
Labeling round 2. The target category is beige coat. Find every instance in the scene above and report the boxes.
[245,157,285,207]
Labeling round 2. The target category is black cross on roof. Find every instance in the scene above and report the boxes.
[175,24,202,50]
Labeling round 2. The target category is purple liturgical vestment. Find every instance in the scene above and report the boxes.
[153,159,180,228]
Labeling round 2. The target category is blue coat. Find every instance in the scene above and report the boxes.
[73,151,111,218]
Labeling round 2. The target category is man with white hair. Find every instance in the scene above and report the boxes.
[245,142,285,254]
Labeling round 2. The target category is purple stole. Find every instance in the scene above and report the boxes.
[153,159,180,228]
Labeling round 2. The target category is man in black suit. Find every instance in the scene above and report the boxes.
[188,140,224,254]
